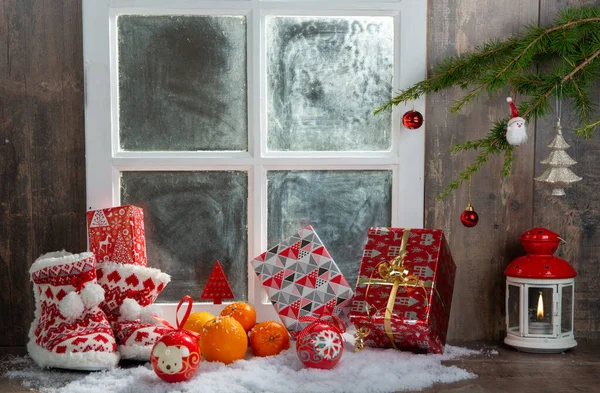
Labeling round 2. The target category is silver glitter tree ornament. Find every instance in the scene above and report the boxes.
[534,119,582,196]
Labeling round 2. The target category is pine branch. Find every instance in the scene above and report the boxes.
[373,38,519,114]
[502,148,514,177]
[438,120,510,200]
[568,78,592,124]
[373,6,600,199]
[520,46,600,120]
[576,118,600,139]
[436,150,491,201]
[450,16,600,113]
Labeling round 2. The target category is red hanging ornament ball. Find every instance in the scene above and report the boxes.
[402,110,424,129]
[460,203,479,228]
[296,315,345,370]
[151,331,201,383]
[151,296,201,383]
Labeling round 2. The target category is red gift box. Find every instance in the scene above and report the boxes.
[87,205,147,266]
[349,227,456,354]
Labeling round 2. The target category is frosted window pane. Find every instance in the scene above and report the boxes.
[267,16,394,151]
[267,170,392,288]
[121,171,248,302]
[118,15,247,151]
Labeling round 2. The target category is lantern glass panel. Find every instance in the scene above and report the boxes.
[527,287,553,335]
[561,285,573,334]
[507,284,520,334]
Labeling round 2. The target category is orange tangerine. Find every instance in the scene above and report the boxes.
[220,302,257,332]
[249,321,290,357]
[199,316,248,364]
[183,311,216,334]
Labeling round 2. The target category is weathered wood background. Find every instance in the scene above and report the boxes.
[1,0,598,348]
[427,0,600,341]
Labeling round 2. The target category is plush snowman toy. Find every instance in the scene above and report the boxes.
[506,97,528,146]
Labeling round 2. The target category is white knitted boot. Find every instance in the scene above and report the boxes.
[27,251,119,370]
[97,261,172,361]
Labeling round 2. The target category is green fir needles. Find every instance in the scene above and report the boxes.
[376,6,600,200]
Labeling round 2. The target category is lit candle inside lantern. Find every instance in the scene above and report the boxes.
[529,292,552,335]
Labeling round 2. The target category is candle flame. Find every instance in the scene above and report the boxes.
[536,293,544,320]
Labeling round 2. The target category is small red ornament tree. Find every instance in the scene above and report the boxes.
[200,260,235,305]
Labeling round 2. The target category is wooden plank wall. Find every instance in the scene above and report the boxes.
[533,0,600,340]
[426,0,539,341]
[0,0,598,348]
[428,0,600,341]
[0,0,86,348]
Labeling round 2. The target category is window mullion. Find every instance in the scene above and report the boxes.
[249,0,264,305]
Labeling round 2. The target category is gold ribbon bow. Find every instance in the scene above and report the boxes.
[362,228,429,349]
[353,327,371,352]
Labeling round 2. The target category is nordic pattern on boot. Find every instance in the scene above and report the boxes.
[28,251,119,370]
[97,261,172,361]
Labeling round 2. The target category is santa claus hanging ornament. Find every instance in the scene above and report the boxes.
[506,97,528,146]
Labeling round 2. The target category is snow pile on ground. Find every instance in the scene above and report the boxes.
[3,343,482,393]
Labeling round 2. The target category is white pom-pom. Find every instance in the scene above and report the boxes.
[59,291,84,320]
[506,97,513,102]
[80,283,105,309]
[140,304,162,325]
[120,298,142,321]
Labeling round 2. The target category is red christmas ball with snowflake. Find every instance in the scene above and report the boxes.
[296,320,344,370]
[151,328,201,382]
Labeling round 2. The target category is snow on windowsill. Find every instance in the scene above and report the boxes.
[3,341,488,393]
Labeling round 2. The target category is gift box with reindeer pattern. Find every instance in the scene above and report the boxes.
[87,205,147,266]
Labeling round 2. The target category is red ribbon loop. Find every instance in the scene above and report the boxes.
[173,295,201,341]
[176,295,194,330]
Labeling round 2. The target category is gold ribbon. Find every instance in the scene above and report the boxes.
[357,278,449,317]
[361,228,430,349]
[353,327,371,352]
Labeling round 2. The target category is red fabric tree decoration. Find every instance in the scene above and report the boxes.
[200,260,235,305]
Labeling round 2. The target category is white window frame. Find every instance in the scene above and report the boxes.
[83,0,426,322]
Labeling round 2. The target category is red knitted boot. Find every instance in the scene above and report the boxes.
[97,262,172,360]
[27,252,119,370]
[88,205,172,360]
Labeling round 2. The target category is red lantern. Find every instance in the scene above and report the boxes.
[151,296,201,383]
[504,228,577,353]
[296,315,345,370]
